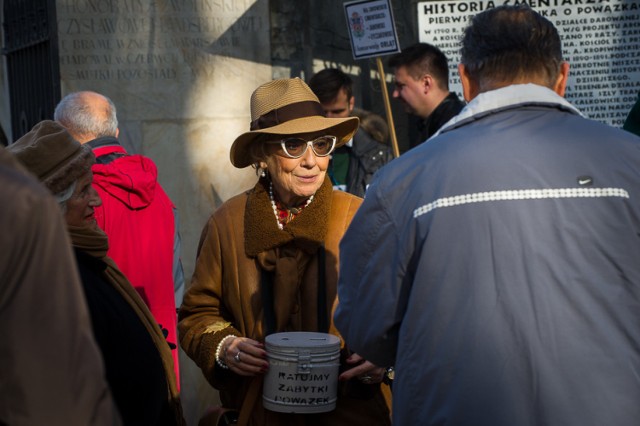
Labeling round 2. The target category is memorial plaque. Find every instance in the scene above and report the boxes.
[57,0,272,282]
[418,0,640,126]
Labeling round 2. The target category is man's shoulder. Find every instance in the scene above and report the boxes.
[353,128,392,157]
[354,128,385,146]
[92,153,179,210]
[569,113,640,147]
[91,139,162,172]
[436,92,465,117]
[93,152,159,179]
[371,134,460,189]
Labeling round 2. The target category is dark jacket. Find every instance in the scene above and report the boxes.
[76,249,178,426]
[414,92,465,149]
[344,128,394,198]
[337,84,640,426]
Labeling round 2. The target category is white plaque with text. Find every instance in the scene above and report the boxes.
[345,0,401,60]
[417,0,640,126]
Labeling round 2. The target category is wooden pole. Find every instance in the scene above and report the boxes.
[376,57,400,158]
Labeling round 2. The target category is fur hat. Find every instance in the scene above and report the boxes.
[230,78,359,168]
[7,120,95,194]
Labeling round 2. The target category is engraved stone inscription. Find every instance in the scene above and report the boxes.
[57,0,266,83]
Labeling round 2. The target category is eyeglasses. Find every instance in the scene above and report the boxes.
[266,135,337,159]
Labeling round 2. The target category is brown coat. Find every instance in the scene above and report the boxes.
[179,178,390,426]
[0,148,121,425]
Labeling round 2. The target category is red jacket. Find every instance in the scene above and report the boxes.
[91,140,181,386]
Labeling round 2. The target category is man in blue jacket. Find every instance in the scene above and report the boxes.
[335,5,640,426]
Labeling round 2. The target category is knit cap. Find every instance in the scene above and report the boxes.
[7,120,95,194]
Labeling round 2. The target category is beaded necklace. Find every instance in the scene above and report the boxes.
[268,181,314,230]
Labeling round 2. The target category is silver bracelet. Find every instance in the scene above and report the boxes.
[215,335,237,369]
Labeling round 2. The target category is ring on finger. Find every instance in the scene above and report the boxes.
[234,350,242,363]
[360,375,373,384]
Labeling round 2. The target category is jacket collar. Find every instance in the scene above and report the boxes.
[433,84,583,139]
[87,136,127,159]
[87,136,121,150]
[244,176,332,257]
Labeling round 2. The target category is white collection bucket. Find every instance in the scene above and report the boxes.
[263,332,341,414]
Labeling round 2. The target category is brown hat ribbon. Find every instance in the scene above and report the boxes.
[250,101,326,131]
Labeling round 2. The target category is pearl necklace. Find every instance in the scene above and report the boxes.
[269,181,313,230]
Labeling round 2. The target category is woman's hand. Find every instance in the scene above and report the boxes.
[223,336,269,376]
[338,352,385,384]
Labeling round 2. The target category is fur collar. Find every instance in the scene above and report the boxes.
[244,176,332,257]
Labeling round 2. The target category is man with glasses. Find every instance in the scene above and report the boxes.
[309,68,393,197]
[388,42,465,150]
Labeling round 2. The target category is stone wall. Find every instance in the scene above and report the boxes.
[56,1,273,422]
[57,0,271,281]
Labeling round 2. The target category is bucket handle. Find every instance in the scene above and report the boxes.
[298,350,311,374]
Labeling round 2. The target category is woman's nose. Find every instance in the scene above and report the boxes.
[300,144,318,166]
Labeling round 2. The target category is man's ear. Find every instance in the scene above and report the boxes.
[422,74,432,94]
[553,62,570,97]
[348,96,355,113]
[116,128,120,138]
[458,64,479,102]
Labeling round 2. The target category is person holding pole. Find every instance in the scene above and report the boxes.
[388,42,465,150]
[308,68,393,197]
[336,5,640,425]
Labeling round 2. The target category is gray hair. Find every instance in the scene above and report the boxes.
[54,181,77,214]
[54,92,118,140]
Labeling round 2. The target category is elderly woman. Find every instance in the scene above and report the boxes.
[8,121,184,426]
[178,78,391,425]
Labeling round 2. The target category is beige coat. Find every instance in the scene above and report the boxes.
[179,177,390,426]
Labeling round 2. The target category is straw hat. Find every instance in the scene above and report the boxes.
[230,78,359,168]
